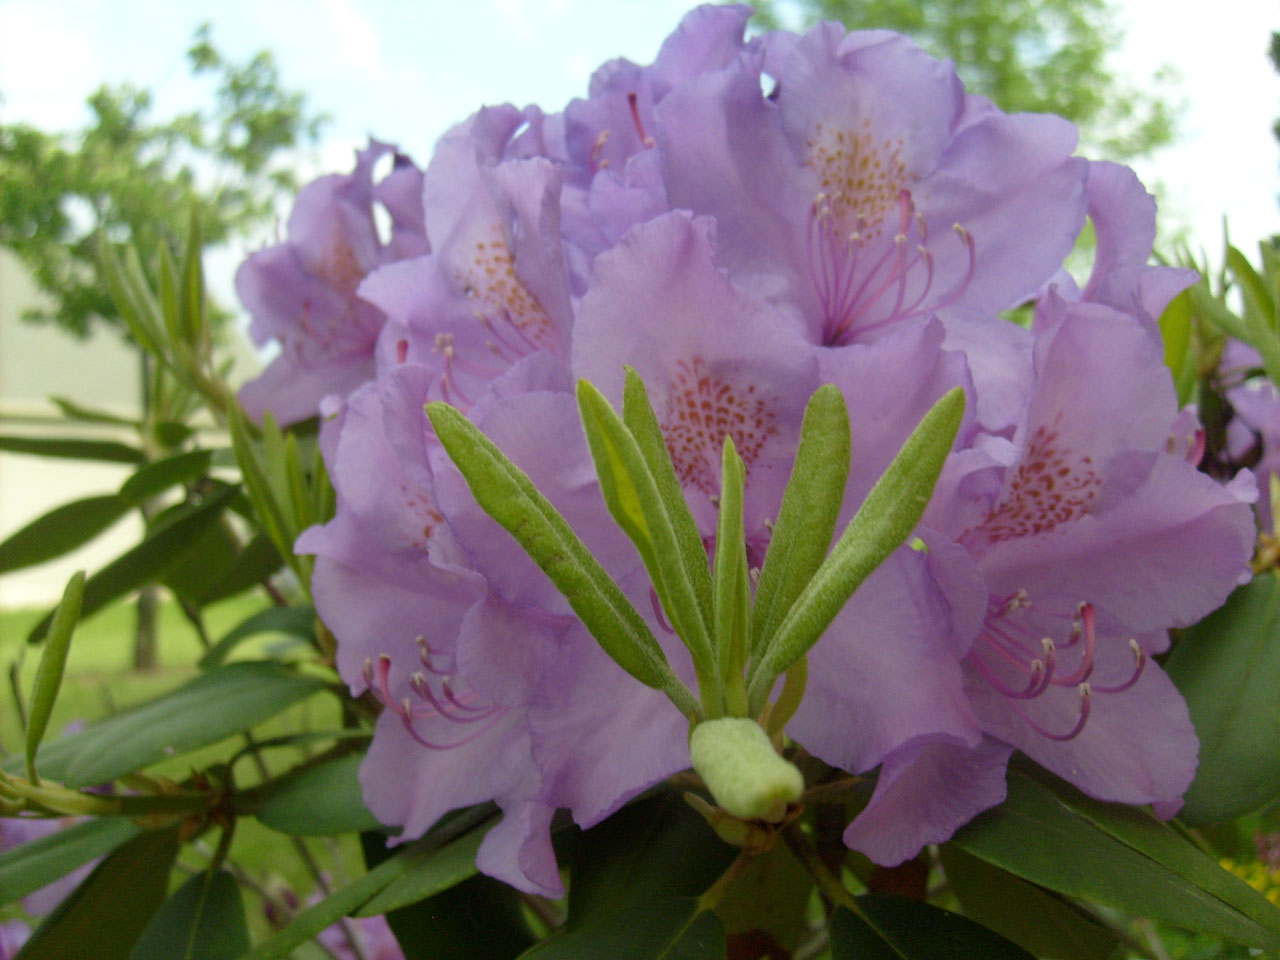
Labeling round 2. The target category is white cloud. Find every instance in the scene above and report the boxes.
[0,1,99,128]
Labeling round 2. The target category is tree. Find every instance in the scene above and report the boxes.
[0,24,326,339]
[753,0,1177,160]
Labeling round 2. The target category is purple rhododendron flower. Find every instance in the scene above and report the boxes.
[238,140,428,425]
[0,919,30,959]
[279,4,1257,892]
[0,815,93,917]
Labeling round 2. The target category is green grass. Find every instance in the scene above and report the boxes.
[1,591,367,956]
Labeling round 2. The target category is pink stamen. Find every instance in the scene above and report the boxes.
[1049,604,1096,686]
[1092,639,1147,694]
[626,92,656,148]
[1004,683,1093,742]
[396,339,409,364]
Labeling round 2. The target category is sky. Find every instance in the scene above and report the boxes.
[1,0,1278,283]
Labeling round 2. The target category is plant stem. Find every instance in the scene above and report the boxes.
[782,822,860,914]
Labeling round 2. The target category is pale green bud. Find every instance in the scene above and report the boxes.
[689,717,804,823]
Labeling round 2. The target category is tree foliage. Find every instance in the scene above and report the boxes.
[755,0,1177,160]
[0,24,325,339]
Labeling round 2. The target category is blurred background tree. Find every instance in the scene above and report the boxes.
[754,0,1178,160]
[0,26,324,669]
[0,24,325,340]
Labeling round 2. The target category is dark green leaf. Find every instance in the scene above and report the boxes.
[192,532,283,608]
[715,841,813,957]
[1166,575,1280,824]
[951,772,1280,950]
[26,571,86,781]
[0,435,145,464]
[567,789,736,925]
[26,483,238,642]
[0,817,139,907]
[829,898,1034,960]
[426,401,696,715]
[354,825,487,916]
[242,827,501,960]
[939,845,1120,960]
[16,827,179,960]
[0,495,130,574]
[382,872,535,960]
[7,662,326,787]
[128,869,249,960]
[49,397,138,427]
[160,515,241,606]
[747,387,964,712]
[523,899,725,960]
[255,752,382,836]
[199,603,314,669]
[153,421,196,449]
[118,450,213,505]
[750,383,850,659]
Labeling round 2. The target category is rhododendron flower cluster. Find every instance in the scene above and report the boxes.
[238,6,1256,895]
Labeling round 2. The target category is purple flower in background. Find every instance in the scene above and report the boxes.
[317,913,404,960]
[0,815,91,917]
[237,140,428,425]
[1223,339,1280,529]
[0,919,30,959]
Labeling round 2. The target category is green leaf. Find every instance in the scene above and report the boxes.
[0,435,145,464]
[1229,244,1276,334]
[951,771,1280,951]
[0,495,131,574]
[712,438,749,715]
[577,380,716,698]
[241,828,498,960]
[567,789,737,925]
[26,571,86,782]
[128,869,249,960]
[199,604,314,669]
[426,401,696,716]
[829,898,1034,959]
[714,841,814,957]
[746,387,964,712]
[749,383,850,660]
[1157,289,1196,406]
[118,450,213,505]
[49,397,139,427]
[938,845,1120,960]
[621,367,713,633]
[1189,281,1250,343]
[25,483,239,642]
[354,825,489,916]
[194,532,283,607]
[1229,245,1280,385]
[0,817,139,907]
[522,899,725,960]
[369,865,534,960]
[254,752,382,836]
[1166,575,1280,824]
[227,404,304,587]
[15,826,180,960]
[8,662,326,788]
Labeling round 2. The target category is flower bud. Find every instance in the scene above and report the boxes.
[689,717,803,823]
